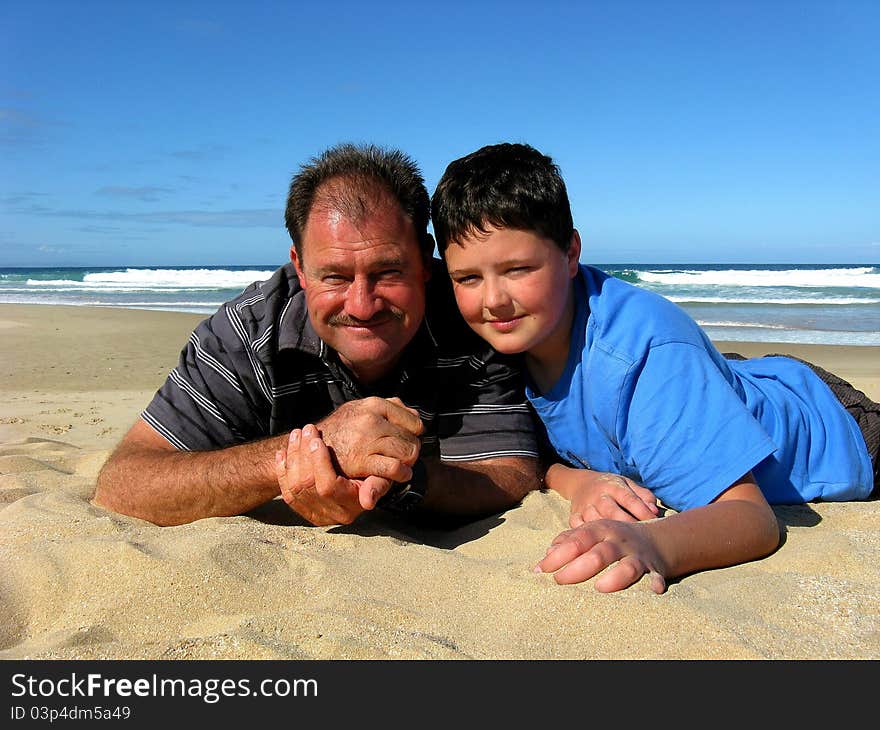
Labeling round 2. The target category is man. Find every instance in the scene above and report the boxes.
[93,143,541,527]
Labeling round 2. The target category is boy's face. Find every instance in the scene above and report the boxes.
[444,226,580,359]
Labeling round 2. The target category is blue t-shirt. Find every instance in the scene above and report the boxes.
[528,265,874,511]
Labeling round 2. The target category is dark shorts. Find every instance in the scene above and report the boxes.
[724,352,880,495]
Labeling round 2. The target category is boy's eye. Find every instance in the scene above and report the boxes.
[507,266,531,275]
[454,275,480,285]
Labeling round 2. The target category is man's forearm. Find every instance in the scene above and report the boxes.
[417,456,541,517]
[93,433,288,526]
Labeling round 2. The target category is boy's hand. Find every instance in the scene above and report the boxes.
[553,466,659,525]
[275,424,393,526]
[534,520,668,594]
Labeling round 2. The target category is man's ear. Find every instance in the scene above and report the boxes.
[567,230,582,277]
[290,245,307,289]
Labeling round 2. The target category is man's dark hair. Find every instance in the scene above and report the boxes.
[285,142,433,261]
[431,142,573,254]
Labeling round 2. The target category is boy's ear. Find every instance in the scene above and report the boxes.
[567,230,582,276]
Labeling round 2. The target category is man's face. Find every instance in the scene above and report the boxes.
[291,201,430,384]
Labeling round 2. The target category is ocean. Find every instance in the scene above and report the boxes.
[1,263,878,346]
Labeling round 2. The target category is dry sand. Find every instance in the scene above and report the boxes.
[1,303,878,659]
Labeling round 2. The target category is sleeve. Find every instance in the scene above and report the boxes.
[434,350,540,462]
[618,341,777,511]
[141,306,273,451]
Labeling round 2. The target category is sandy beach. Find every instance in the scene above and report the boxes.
[1,303,878,660]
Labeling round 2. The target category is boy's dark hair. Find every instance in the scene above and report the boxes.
[431,142,573,253]
[285,142,433,261]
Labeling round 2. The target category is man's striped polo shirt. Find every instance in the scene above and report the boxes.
[142,260,539,464]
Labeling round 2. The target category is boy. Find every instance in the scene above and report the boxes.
[429,142,879,593]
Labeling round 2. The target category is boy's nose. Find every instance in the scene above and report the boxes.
[484,279,512,311]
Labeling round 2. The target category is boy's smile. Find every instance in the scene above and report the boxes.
[444,226,581,381]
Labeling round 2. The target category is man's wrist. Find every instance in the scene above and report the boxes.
[377,459,428,513]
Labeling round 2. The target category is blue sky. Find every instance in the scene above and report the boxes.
[2,0,878,267]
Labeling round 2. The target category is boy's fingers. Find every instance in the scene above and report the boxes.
[620,480,658,510]
[593,556,645,593]
[607,478,659,520]
[552,536,624,585]
[536,526,605,573]
[590,496,638,522]
[542,545,608,585]
[648,571,667,594]
[633,484,660,512]
[619,493,658,521]
[534,539,583,574]
[550,528,578,546]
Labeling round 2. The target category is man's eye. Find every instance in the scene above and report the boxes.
[378,269,402,279]
[323,275,347,284]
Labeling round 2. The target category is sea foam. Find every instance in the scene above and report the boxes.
[637,267,880,288]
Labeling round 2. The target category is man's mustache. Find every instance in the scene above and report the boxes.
[328,310,404,328]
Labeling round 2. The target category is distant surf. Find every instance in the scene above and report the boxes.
[1,263,878,346]
[605,263,879,346]
[0,266,277,315]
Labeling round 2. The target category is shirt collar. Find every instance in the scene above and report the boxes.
[276,267,324,356]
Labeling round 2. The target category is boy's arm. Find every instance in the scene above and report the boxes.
[536,472,781,593]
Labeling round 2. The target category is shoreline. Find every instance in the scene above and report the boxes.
[1,303,878,659]
[2,303,877,398]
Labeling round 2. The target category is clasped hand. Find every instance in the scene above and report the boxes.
[274,397,423,526]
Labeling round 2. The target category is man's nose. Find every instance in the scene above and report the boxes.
[345,277,382,321]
